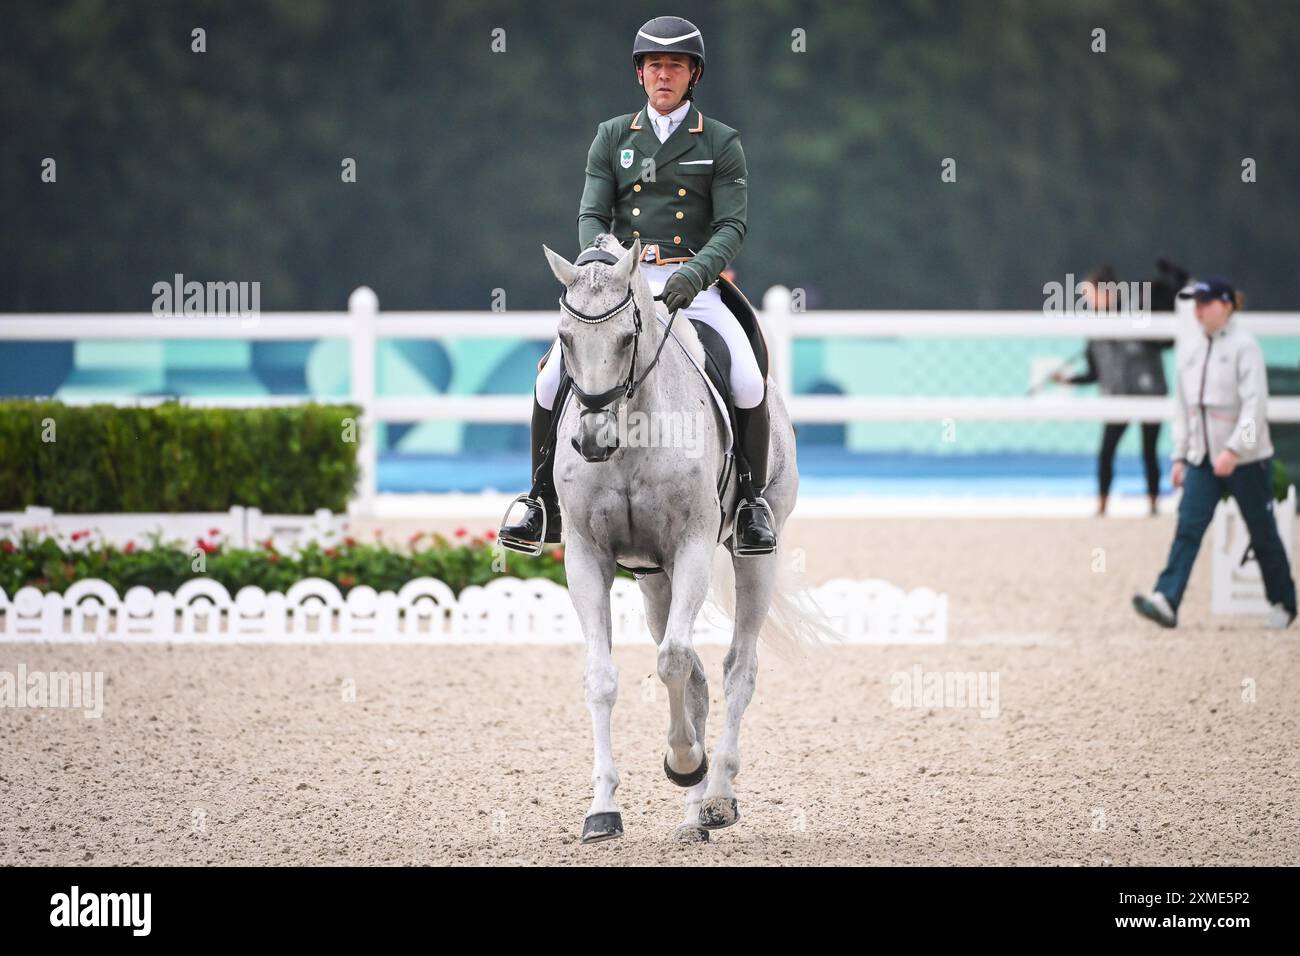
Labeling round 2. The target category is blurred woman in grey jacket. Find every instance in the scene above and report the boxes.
[1132,276,1296,629]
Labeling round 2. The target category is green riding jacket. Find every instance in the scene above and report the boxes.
[577,103,747,296]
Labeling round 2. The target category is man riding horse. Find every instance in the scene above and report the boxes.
[499,15,777,556]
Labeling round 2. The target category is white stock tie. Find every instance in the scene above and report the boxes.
[658,115,672,142]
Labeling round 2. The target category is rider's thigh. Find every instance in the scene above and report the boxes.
[535,336,564,410]
[686,288,765,408]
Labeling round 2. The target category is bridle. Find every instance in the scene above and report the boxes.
[557,250,677,410]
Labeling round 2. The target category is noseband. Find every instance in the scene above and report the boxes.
[558,248,677,410]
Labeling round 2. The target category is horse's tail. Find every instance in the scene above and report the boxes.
[705,542,843,658]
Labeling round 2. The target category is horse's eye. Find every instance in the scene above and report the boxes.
[620,332,634,348]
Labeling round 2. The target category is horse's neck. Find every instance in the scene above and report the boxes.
[631,294,704,409]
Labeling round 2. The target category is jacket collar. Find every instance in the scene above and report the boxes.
[628,102,704,168]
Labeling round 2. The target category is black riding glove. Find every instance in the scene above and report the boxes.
[661,271,698,313]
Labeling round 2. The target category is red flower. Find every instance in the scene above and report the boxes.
[125,541,136,554]
[344,536,357,547]
[267,554,280,564]
[197,540,217,554]
[324,547,339,558]
[550,548,564,561]
[374,528,383,538]
[1,540,13,554]
[454,527,468,538]
[484,529,497,541]
[262,539,276,551]
[70,530,87,542]
[208,527,221,536]
[338,574,356,588]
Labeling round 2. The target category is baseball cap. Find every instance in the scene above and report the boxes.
[1177,276,1235,303]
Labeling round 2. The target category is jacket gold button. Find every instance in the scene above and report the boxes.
[675,211,684,220]
[632,230,640,237]
[677,188,686,197]
[632,207,640,216]
[673,235,681,244]
[633,184,642,192]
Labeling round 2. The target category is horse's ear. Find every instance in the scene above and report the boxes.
[613,239,640,285]
[542,244,577,286]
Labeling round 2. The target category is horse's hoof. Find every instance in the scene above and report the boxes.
[580,811,624,844]
[673,824,710,844]
[664,751,708,788]
[699,796,740,830]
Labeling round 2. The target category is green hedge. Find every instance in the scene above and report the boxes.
[0,400,361,514]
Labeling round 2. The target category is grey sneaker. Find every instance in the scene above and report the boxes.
[1132,591,1177,628]
[1265,603,1297,629]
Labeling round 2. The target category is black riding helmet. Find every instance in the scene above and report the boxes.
[633,16,705,97]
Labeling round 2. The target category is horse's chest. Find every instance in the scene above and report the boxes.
[562,483,666,541]
[556,456,708,550]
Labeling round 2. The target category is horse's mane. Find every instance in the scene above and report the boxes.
[586,233,706,368]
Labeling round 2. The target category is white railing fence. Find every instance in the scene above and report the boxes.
[0,575,947,645]
[2,288,1298,516]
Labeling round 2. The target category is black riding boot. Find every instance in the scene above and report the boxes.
[499,396,562,553]
[733,389,777,555]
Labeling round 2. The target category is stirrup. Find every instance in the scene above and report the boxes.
[498,493,548,557]
[732,495,776,557]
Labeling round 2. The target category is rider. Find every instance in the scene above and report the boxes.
[500,15,776,556]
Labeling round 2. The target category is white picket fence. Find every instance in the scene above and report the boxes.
[0,575,948,645]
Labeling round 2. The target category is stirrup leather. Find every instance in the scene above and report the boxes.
[498,493,549,557]
[732,495,776,556]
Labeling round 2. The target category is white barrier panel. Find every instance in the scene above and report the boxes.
[4,293,1298,517]
[1211,485,1296,615]
[0,505,345,551]
[0,576,947,645]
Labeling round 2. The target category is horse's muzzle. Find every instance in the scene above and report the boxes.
[573,408,618,462]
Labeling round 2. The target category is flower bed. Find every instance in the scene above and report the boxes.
[0,524,568,597]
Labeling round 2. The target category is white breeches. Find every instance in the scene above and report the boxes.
[535,263,765,410]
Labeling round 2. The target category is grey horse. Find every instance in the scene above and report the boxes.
[539,233,821,844]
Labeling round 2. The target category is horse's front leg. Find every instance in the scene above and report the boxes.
[658,538,713,806]
[640,570,711,843]
[565,535,623,844]
[696,548,776,830]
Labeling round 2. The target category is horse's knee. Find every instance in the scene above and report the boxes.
[657,638,695,685]
[585,660,618,707]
